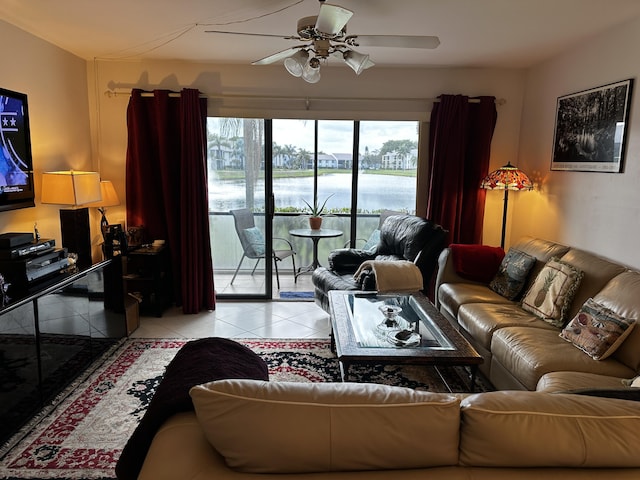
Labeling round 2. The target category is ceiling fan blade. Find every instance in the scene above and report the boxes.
[352,35,440,49]
[252,47,301,66]
[205,30,291,40]
[315,3,353,35]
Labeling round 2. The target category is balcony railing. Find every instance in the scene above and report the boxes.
[210,212,380,273]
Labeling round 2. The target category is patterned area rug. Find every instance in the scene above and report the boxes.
[0,338,490,479]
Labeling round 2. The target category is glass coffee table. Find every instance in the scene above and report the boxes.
[328,290,483,392]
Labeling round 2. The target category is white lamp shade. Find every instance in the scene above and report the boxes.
[284,50,309,77]
[343,51,374,75]
[41,171,102,206]
[86,180,121,207]
[302,60,321,83]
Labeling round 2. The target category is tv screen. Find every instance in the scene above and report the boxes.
[0,87,35,212]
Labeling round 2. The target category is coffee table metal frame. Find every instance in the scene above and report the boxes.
[328,290,483,392]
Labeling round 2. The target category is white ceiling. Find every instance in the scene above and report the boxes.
[3,0,640,69]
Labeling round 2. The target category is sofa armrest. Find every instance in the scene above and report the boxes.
[328,248,377,274]
[435,248,469,303]
[435,248,487,308]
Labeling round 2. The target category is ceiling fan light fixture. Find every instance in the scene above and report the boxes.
[343,50,374,75]
[284,49,309,77]
[302,57,321,83]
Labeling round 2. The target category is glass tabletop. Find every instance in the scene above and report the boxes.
[344,293,454,350]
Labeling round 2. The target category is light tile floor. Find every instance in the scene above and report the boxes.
[130,300,331,340]
[131,268,331,340]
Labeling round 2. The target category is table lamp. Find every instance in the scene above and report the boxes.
[41,170,102,270]
[86,180,121,238]
[480,162,533,248]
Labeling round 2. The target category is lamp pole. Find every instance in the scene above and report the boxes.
[500,189,509,249]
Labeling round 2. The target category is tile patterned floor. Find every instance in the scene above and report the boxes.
[130,300,331,340]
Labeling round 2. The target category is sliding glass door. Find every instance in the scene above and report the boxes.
[208,117,272,298]
[208,117,418,300]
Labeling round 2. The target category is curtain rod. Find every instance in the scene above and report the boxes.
[103,88,506,105]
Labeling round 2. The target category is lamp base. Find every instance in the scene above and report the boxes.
[59,208,92,270]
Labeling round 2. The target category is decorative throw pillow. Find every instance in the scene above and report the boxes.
[362,229,380,251]
[243,227,265,256]
[489,249,536,300]
[560,298,636,360]
[521,257,583,327]
[450,244,505,284]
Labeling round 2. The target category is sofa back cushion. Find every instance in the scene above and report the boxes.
[460,391,640,468]
[594,271,640,371]
[378,215,446,291]
[556,248,626,320]
[190,380,460,474]
[510,236,570,292]
[378,215,434,261]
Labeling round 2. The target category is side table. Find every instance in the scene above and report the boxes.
[123,245,172,317]
[289,228,342,277]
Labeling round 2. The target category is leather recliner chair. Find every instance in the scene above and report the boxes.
[311,215,447,311]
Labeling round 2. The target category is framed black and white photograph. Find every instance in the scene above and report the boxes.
[551,79,634,172]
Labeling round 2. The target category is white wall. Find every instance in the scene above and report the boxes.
[515,16,640,269]
[0,20,95,252]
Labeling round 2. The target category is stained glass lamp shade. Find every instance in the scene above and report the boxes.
[480,162,533,248]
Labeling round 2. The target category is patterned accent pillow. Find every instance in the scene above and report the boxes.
[363,229,380,251]
[560,298,636,360]
[521,257,583,327]
[489,249,536,300]
[243,227,266,256]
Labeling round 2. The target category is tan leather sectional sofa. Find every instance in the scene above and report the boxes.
[136,379,640,479]
[131,236,640,478]
[436,236,640,392]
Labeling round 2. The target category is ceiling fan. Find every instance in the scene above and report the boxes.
[205,0,440,83]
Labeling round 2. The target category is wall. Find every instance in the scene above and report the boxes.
[90,59,526,247]
[0,20,94,252]
[515,15,640,269]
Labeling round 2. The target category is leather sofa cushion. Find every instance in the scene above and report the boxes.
[491,327,635,391]
[378,215,433,261]
[458,303,554,350]
[510,237,570,286]
[459,391,640,467]
[537,371,631,392]
[594,271,640,371]
[557,248,626,320]
[190,380,460,474]
[439,283,511,319]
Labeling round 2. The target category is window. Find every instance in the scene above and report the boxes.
[207,117,418,271]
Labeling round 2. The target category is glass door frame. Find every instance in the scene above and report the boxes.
[214,119,274,301]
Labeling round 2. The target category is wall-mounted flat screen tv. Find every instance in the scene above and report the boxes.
[0,87,35,212]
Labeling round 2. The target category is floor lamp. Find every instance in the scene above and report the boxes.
[480,162,533,249]
[41,171,102,270]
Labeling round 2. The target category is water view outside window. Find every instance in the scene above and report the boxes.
[207,118,417,214]
[207,117,418,278]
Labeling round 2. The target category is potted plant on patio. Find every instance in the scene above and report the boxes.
[302,194,333,230]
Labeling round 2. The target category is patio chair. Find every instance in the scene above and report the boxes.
[230,208,297,289]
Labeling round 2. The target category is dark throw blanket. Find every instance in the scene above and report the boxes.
[115,337,269,480]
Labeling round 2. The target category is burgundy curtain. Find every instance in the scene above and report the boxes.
[126,88,215,313]
[425,94,497,245]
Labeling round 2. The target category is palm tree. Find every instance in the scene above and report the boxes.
[221,118,264,209]
[283,144,298,169]
[207,132,230,170]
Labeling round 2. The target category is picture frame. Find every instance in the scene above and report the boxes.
[551,79,634,172]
